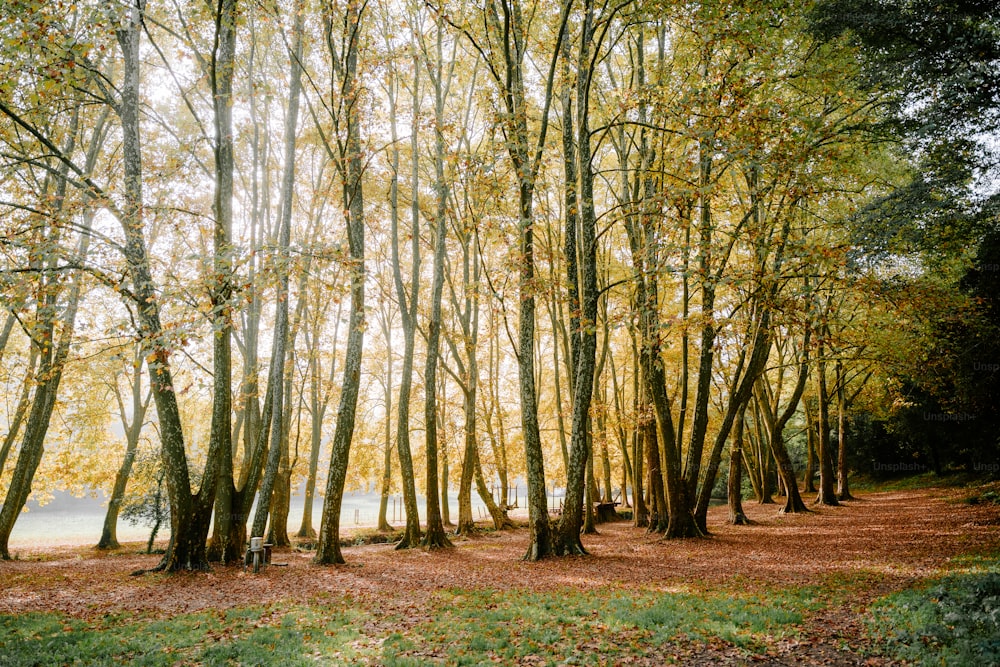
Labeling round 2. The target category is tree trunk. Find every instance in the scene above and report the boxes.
[476,0,571,560]
[122,4,215,570]
[683,148,716,507]
[728,405,751,525]
[757,327,812,515]
[0,101,106,558]
[391,56,422,551]
[249,0,304,547]
[609,352,632,509]
[456,387,478,536]
[451,161,482,536]
[98,347,150,550]
[836,360,854,501]
[631,335,648,527]
[297,308,336,539]
[0,218,86,560]
[517,173,553,560]
[0,349,37,482]
[267,381,295,547]
[815,339,839,506]
[421,22,455,549]
[377,308,394,532]
[314,0,367,565]
[555,0,600,555]
[453,261,482,535]
[804,396,817,493]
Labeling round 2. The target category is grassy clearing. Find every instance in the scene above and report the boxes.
[0,605,370,666]
[866,553,1000,666]
[381,583,832,664]
[851,471,1000,499]
[850,472,965,493]
[0,578,849,666]
[0,560,994,665]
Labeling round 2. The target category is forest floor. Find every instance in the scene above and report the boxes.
[2,483,999,665]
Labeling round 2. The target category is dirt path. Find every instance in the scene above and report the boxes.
[2,486,998,664]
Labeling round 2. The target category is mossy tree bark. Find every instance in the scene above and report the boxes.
[421,19,456,550]
[471,0,572,561]
[555,0,602,556]
[814,333,840,507]
[250,0,304,547]
[314,0,367,565]
[388,47,422,550]
[728,405,752,525]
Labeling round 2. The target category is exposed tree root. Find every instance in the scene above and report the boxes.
[421,531,453,550]
[394,531,422,550]
[729,511,752,525]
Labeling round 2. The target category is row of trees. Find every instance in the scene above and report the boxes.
[1,0,996,569]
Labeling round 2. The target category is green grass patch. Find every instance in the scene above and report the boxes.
[850,472,965,493]
[867,553,1000,666]
[0,571,898,665]
[0,603,369,666]
[379,583,833,664]
[851,472,1000,498]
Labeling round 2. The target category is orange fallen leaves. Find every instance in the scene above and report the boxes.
[0,487,997,666]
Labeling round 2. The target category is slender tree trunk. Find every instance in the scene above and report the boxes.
[315,0,367,564]
[123,4,215,571]
[815,338,839,506]
[728,404,751,525]
[0,349,37,478]
[836,360,854,500]
[555,0,600,555]
[297,301,340,539]
[609,351,632,508]
[631,332,647,527]
[456,384,478,535]
[0,157,86,559]
[249,1,304,544]
[756,328,812,514]
[378,309,394,532]
[517,176,552,560]
[0,312,15,366]
[440,437,452,528]
[582,438,597,534]
[683,148,716,505]
[266,373,295,547]
[98,347,150,550]
[642,395,667,532]
[391,57,422,550]
[0,91,112,558]
[804,396,817,493]
[454,222,482,536]
[476,0,571,561]
[421,20,454,549]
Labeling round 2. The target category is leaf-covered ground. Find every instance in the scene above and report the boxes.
[1,486,998,665]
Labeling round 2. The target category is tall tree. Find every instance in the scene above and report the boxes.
[448,0,571,559]
[419,14,457,549]
[384,37,423,549]
[314,0,367,565]
[250,0,306,543]
[554,0,608,555]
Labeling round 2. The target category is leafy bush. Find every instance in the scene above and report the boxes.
[869,564,1000,665]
